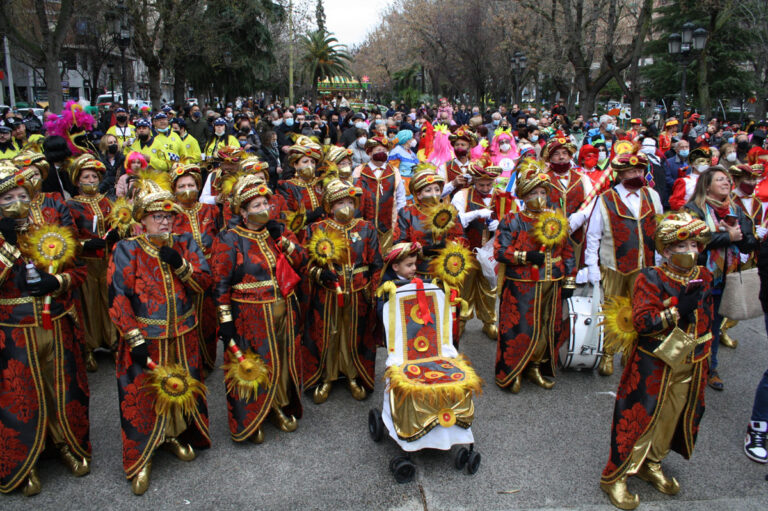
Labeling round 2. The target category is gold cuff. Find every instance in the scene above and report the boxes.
[563,277,576,289]
[52,273,71,296]
[514,251,526,265]
[125,328,145,348]
[217,304,233,323]
[0,242,20,266]
[660,307,679,330]
[281,237,295,256]
[174,259,193,281]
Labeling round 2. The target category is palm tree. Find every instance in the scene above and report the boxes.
[299,30,353,99]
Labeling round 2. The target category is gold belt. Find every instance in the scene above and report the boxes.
[233,280,276,291]
[352,266,369,275]
[0,296,34,306]
[137,307,195,326]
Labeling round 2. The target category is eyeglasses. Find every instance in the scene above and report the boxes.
[150,213,174,223]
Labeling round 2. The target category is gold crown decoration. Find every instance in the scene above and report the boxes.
[170,162,203,188]
[68,153,106,184]
[287,134,323,165]
[238,155,269,175]
[322,178,361,213]
[132,177,181,222]
[654,211,711,253]
[515,158,551,197]
[610,152,648,173]
[408,164,444,197]
[449,125,478,147]
[323,144,353,165]
[728,163,762,179]
[230,174,272,215]
[13,149,50,179]
[541,135,576,161]
[0,161,35,196]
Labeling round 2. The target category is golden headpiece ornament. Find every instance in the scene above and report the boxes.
[515,158,551,197]
[408,163,445,196]
[728,163,762,180]
[0,161,35,196]
[170,162,203,188]
[131,170,181,222]
[13,149,50,180]
[287,135,323,165]
[322,178,362,213]
[654,212,711,253]
[230,174,272,215]
[68,153,106,184]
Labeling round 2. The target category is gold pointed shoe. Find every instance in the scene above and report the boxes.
[508,374,521,394]
[482,323,498,340]
[249,428,265,444]
[21,468,41,497]
[525,364,555,389]
[637,461,680,495]
[271,408,298,432]
[131,461,151,496]
[163,437,196,461]
[720,331,738,349]
[313,382,331,404]
[599,352,614,376]
[59,445,90,476]
[348,378,367,400]
[85,351,98,372]
[600,477,639,510]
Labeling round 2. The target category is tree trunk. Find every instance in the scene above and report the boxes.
[173,62,187,108]
[44,58,63,113]
[580,90,598,119]
[696,51,710,117]
[148,62,162,110]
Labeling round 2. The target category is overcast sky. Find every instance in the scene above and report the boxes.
[324,0,396,48]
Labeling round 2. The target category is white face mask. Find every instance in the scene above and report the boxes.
[357,137,367,148]
[409,139,417,148]
[529,135,539,142]
[695,164,709,173]
[640,146,656,155]
[725,152,737,162]
[598,151,607,160]
[499,143,511,152]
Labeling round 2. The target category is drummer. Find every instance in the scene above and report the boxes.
[584,152,663,376]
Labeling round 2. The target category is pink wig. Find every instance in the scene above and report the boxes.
[470,138,489,160]
[427,127,454,167]
[44,101,97,156]
[125,151,148,173]
[490,131,520,164]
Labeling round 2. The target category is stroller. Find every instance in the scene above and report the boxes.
[369,279,483,483]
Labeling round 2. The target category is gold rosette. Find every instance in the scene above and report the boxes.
[18,223,78,272]
[307,228,347,266]
[285,206,307,233]
[429,241,476,288]
[531,210,569,248]
[145,363,207,419]
[222,350,271,401]
[423,202,458,239]
[600,295,638,354]
[107,197,139,236]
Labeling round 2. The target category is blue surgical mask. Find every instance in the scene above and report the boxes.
[157,127,169,134]
[679,149,689,158]
[530,135,539,142]
[606,123,616,132]
[606,141,613,149]
[285,118,294,127]
[192,111,201,119]
[354,121,366,129]
[493,119,500,126]
[728,137,735,144]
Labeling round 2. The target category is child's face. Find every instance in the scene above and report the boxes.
[392,255,418,280]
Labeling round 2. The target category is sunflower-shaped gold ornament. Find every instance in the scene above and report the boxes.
[531,210,569,248]
[144,360,207,419]
[307,228,348,266]
[107,197,138,237]
[222,341,271,401]
[423,202,458,239]
[429,241,476,287]
[600,295,638,355]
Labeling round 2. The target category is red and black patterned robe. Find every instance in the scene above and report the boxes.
[0,237,89,493]
[393,203,465,275]
[211,225,306,440]
[174,202,220,371]
[278,178,322,213]
[107,233,212,479]
[601,266,712,484]
[223,193,288,231]
[355,163,399,236]
[302,218,382,391]
[493,210,576,387]
[456,188,498,250]
[546,168,590,245]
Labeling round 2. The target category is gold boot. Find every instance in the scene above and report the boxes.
[720,318,738,348]
[163,437,196,461]
[249,428,265,444]
[348,378,367,400]
[508,374,521,394]
[313,382,331,404]
[637,460,680,495]
[21,468,41,497]
[525,363,555,389]
[85,351,98,372]
[600,477,639,510]
[482,323,498,341]
[59,444,90,476]
[457,320,466,339]
[131,461,151,496]
[270,408,298,432]
[599,352,614,376]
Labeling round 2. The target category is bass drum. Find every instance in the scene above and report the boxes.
[559,295,604,370]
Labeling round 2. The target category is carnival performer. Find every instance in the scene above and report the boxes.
[352,135,405,254]
[171,162,220,373]
[439,126,476,197]
[277,135,325,233]
[489,127,520,185]
[494,159,576,393]
[67,154,120,371]
[451,159,500,340]
[302,179,382,404]
[211,175,307,442]
[108,175,212,495]
[585,152,663,376]
[11,149,74,229]
[577,144,610,195]
[0,162,90,496]
[393,165,464,278]
[600,212,713,510]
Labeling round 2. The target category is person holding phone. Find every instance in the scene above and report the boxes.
[684,166,758,390]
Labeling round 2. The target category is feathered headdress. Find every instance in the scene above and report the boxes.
[427,124,454,167]
[44,101,97,156]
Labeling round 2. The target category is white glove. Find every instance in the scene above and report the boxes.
[458,210,480,228]
[476,208,493,220]
[757,226,768,240]
[575,267,589,285]
[568,211,586,232]
[488,219,499,232]
[740,253,750,264]
[587,265,601,285]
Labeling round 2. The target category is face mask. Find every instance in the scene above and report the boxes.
[678,149,689,158]
[606,123,616,132]
[116,115,127,123]
[285,118,294,127]
[492,119,500,126]
[583,156,598,168]
[669,251,697,270]
[530,135,539,142]
[138,133,149,142]
[550,161,571,173]
[640,146,656,155]
[728,137,735,144]
[409,139,417,149]
[147,232,172,247]
[605,141,613,149]
[192,111,201,119]
[454,147,468,158]
[176,189,198,204]
[415,122,423,129]
[108,144,119,154]
[297,165,315,180]
[0,199,30,219]
[420,195,439,206]
[695,164,709,173]
[739,181,756,195]
[247,209,270,225]
[272,119,282,126]
[239,140,247,147]
[333,205,354,223]
[80,182,99,195]
[157,127,170,134]
[371,151,388,163]
[738,141,750,151]
[226,113,233,120]
[622,176,645,190]
[499,143,511,152]
[598,150,607,160]
[725,152,737,162]
[354,122,366,129]
[29,177,42,194]
[375,119,384,126]
[525,196,547,211]
[338,165,352,180]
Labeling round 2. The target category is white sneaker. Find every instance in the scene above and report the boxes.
[744,421,768,463]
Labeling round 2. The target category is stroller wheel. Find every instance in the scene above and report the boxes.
[392,458,416,484]
[454,447,469,470]
[466,450,481,475]
[368,409,385,442]
[390,455,409,472]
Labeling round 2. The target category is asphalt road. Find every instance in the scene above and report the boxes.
[4,316,768,510]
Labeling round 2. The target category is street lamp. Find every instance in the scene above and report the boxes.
[510,51,527,105]
[107,62,115,104]
[668,22,707,118]
[108,0,133,109]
